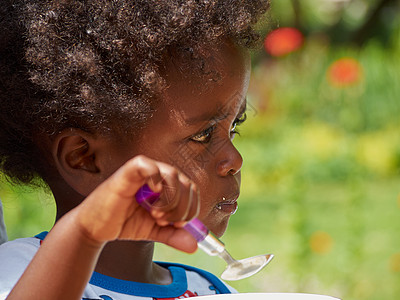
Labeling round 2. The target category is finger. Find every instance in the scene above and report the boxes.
[108,155,164,198]
[185,183,200,222]
[150,226,198,253]
[169,182,197,228]
[150,164,181,211]
[162,174,193,223]
[173,183,201,228]
[117,210,197,253]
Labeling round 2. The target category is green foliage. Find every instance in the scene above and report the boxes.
[228,29,399,299]
[1,24,400,300]
[0,177,55,241]
[156,30,400,299]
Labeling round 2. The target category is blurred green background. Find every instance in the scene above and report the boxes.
[1,1,399,299]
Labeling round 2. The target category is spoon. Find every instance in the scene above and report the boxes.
[135,184,274,280]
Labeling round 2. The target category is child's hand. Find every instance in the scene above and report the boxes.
[74,155,200,253]
[7,156,200,299]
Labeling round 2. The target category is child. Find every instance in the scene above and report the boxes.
[0,0,269,299]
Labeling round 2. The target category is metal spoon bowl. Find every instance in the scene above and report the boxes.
[221,254,274,281]
[218,250,274,281]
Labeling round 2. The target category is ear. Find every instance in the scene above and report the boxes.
[52,128,102,196]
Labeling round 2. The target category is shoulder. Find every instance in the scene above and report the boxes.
[0,236,40,265]
[0,236,41,298]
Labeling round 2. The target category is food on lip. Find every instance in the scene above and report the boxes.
[216,201,238,215]
[216,193,239,214]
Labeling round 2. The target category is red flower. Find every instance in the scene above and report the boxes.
[327,57,363,87]
[264,27,304,57]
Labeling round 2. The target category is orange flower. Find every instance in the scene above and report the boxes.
[309,231,333,254]
[389,253,400,272]
[264,27,304,57]
[327,57,363,87]
[397,193,400,209]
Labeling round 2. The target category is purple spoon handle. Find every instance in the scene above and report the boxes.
[135,184,208,242]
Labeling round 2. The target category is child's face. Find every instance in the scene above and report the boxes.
[107,42,250,236]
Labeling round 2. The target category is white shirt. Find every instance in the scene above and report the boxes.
[0,201,6,245]
[0,232,236,300]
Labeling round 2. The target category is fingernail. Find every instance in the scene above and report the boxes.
[157,220,169,226]
[174,221,188,228]
[151,210,165,218]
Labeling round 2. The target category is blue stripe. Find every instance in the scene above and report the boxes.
[35,231,48,240]
[89,266,188,298]
[34,232,231,296]
[156,261,232,294]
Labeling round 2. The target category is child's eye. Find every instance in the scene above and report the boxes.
[191,125,216,143]
[230,113,247,138]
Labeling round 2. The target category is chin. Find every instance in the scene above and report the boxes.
[205,215,231,238]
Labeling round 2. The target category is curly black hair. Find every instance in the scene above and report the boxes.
[0,0,269,185]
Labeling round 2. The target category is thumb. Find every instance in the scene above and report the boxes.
[151,226,198,253]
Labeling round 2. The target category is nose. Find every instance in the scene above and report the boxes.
[216,141,243,176]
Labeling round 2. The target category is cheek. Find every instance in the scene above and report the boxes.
[184,165,208,192]
[179,162,215,209]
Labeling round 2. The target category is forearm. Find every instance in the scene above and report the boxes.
[7,209,105,300]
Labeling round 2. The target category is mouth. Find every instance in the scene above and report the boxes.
[215,194,239,215]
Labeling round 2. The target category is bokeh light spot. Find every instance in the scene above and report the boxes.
[389,253,400,272]
[264,27,304,57]
[327,57,363,87]
[310,231,333,254]
[356,132,397,176]
[397,193,400,209]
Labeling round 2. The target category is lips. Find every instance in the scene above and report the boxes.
[216,195,239,215]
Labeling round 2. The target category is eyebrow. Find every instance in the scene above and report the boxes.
[185,111,227,125]
[185,97,247,126]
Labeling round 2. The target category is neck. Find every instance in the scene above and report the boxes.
[94,240,171,285]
